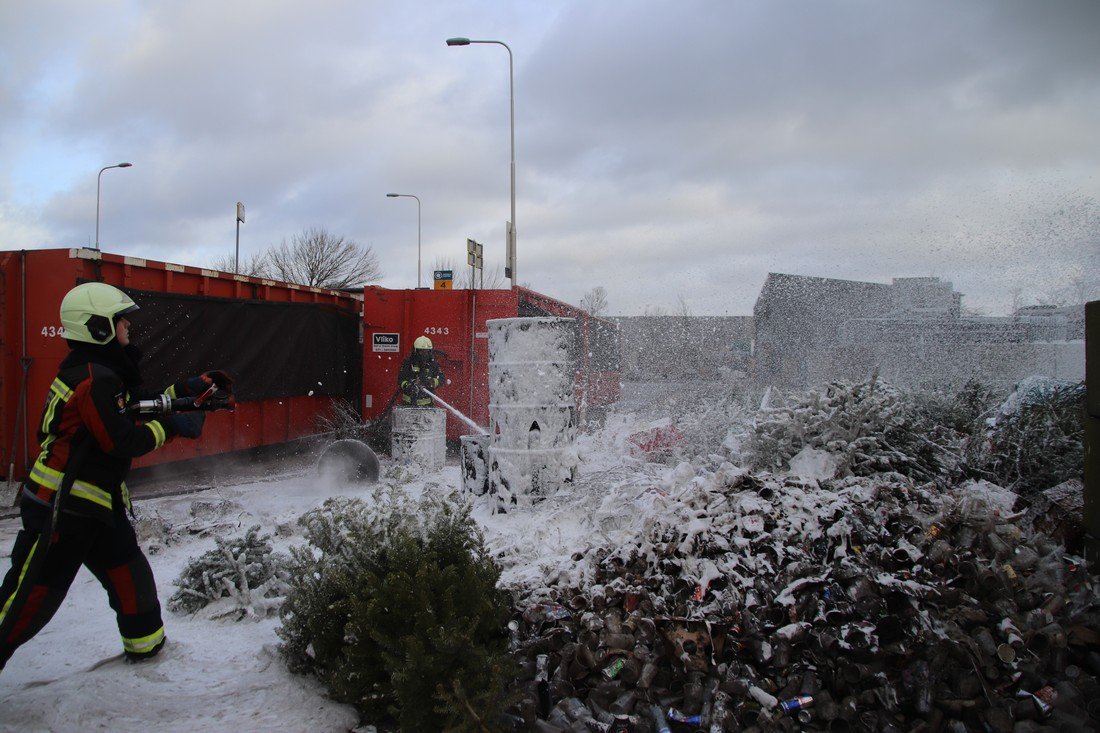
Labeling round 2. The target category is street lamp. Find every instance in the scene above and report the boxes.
[386,193,422,288]
[95,162,133,250]
[446,36,517,287]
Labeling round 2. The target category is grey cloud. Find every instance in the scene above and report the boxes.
[2,0,1097,315]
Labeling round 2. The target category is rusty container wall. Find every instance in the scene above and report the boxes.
[0,248,362,483]
[360,286,518,440]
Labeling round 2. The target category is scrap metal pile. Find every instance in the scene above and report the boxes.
[506,471,1098,731]
[496,380,1098,732]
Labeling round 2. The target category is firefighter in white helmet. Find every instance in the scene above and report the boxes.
[0,281,229,672]
[397,335,444,407]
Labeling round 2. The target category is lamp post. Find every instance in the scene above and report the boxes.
[95,162,133,250]
[446,36,517,287]
[235,201,245,274]
[386,193,422,288]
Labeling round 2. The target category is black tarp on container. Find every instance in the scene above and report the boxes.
[122,289,360,405]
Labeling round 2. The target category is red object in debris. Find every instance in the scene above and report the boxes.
[1034,686,1057,705]
[623,593,640,613]
[628,420,685,458]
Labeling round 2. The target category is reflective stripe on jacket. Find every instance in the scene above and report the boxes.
[29,359,170,523]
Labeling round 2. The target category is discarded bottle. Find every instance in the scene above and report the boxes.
[780,695,814,713]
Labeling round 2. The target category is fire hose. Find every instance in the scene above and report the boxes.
[418,387,486,434]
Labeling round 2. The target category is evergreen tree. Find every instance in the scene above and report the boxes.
[278,492,516,731]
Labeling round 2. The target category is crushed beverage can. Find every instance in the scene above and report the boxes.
[607,715,636,733]
[666,708,702,724]
[602,657,626,679]
[521,602,571,625]
[779,695,814,713]
[1034,686,1057,705]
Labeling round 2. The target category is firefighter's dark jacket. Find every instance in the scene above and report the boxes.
[398,351,444,407]
[23,342,183,524]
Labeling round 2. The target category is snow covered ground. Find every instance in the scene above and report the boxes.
[0,381,716,732]
[0,378,1089,731]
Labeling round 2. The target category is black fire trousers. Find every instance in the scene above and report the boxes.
[0,496,165,671]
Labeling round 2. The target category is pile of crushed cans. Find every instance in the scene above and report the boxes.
[502,472,1100,732]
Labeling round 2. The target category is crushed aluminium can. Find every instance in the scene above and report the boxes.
[521,602,571,625]
[607,715,636,733]
[602,657,626,679]
[666,708,702,724]
[779,695,814,713]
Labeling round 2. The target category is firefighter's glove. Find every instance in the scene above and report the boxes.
[180,370,233,397]
[166,411,206,439]
[202,370,234,389]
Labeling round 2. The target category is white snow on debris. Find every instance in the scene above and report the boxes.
[0,379,1072,730]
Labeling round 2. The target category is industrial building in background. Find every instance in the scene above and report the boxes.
[753,273,1085,390]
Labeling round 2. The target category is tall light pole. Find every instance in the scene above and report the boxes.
[95,162,132,250]
[386,193,422,288]
[235,201,246,274]
[446,36,517,287]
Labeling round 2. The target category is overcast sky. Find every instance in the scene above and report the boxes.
[2,0,1097,316]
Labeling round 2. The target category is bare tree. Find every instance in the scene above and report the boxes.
[1066,266,1091,305]
[268,227,382,289]
[210,252,271,278]
[1009,285,1025,315]
[580,286,609,317]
